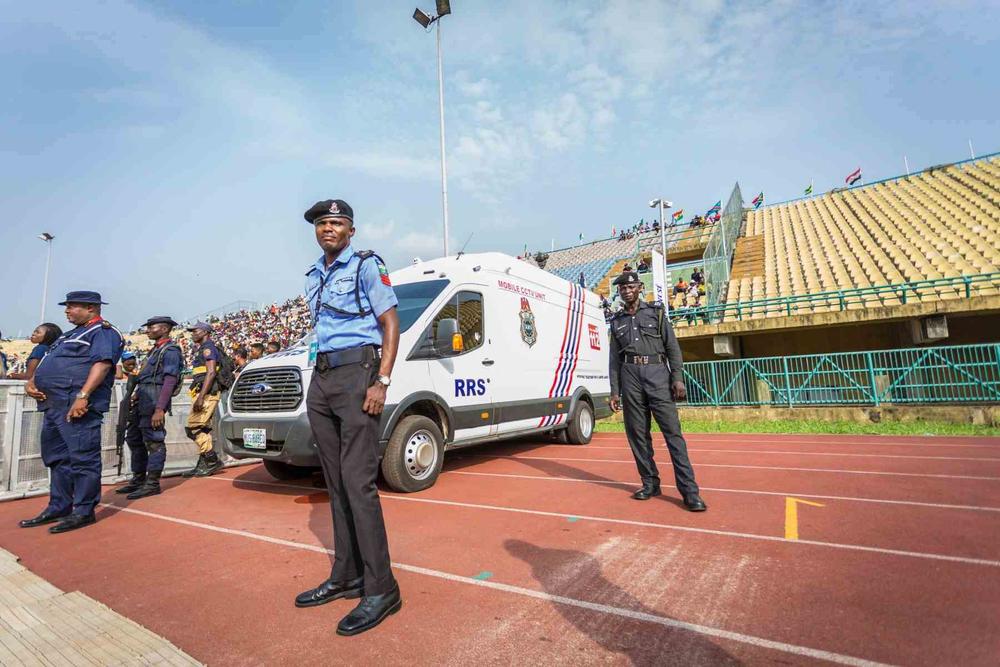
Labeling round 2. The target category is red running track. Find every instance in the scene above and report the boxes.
[1,432,998,666]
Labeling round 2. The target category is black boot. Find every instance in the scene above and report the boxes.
[182,454,206,478]
[115,473,146,495]
[127,471,162,500]
[195,451,224,477]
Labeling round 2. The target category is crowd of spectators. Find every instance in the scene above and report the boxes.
[202,296,311,354]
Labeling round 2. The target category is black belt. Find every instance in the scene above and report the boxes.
[316,345,379,371]
[624,353,666,365]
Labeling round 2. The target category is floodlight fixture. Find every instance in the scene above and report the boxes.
[38,232,54,241]
[436,0,452,16]
[413,8,432,28]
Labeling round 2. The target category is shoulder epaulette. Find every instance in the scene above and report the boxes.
[356,249,375,259]
[102,320,113,328]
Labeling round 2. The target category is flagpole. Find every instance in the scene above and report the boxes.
[904,155,910,175]
[968,139,976,160]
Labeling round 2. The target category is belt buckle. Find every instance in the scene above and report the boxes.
[641,355,649,364]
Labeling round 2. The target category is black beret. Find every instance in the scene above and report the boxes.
[612,271,641,286]
[304,199,354,224]
[142,316,178,328]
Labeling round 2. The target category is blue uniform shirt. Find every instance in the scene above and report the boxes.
[305,246,398,353]
[33,318,124,413]
[28,344,49,362]
[190,339,221,390]
[137,341,183,415]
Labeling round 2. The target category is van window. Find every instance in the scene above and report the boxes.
[393,279,450,333]
[410,291,485,358]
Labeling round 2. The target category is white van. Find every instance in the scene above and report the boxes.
[219,252,612,492]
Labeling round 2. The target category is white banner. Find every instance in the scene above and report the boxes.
[651,249,666,310]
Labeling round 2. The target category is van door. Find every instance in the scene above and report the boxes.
[409,289,494,443]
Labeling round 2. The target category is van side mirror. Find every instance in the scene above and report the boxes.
[435,318,462,356]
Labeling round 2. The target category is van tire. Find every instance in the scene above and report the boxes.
[565,401,594,445]
[382,415,445,493]
[263,460,313,480]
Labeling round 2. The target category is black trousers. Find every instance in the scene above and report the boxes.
[306,360,396,596]
[620,363,700,495]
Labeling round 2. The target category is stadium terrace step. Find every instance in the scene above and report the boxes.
[0,548,201,666]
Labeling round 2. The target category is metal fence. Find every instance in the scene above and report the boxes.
[701,183,744,310]
[0,381,251,500]
[683,343,1000,407]
[669,272,1000,327]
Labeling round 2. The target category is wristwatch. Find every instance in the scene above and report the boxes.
[76,390,90,400]
[376,374,391,388]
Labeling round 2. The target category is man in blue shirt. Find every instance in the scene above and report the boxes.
[295,198,402,637]
[116,316,183,500]
[22,291,123,533]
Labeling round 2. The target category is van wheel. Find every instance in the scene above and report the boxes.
[382,416,445,493]
[565,401,594,445]
[263,460,313,480]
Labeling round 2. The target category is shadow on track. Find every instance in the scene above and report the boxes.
[505,539,738,666]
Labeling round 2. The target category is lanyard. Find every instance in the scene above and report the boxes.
[312,268,335,327]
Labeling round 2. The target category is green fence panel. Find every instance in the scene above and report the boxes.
[681,343,1000,407]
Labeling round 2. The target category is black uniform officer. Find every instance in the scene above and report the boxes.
[21,291,124,533]
[608,272,707,512]
[115,317,183,499]
[295,198,403,636]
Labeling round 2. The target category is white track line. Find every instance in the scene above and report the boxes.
[98,502,889,667]
[467,454,1000,481]
[591,435,1000,449]
[444,470,1000,513]
[200,476,1000,568]
[506,444,1000,462]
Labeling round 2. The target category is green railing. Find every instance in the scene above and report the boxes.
[683,343,1000,407]
[667,272,1000,327]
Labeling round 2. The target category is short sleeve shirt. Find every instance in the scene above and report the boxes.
[28,344,49,361]
[33,318,124,413]
[305,246,399,353]
[191,340,220,384]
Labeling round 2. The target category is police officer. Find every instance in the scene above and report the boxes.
[20,291,124,533]
[182,321,224,477]
[608,272,707,512]
[115,317,183,499]
[295,198,402,637]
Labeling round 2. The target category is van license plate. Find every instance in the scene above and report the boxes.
[243,428,267,450]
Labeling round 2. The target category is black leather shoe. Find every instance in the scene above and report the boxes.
[632,486,662,500]
[19,511,69,528]
[48,514,96,534]
[336,586,402,636]
[295,576,363,608]
[683,494,708,512]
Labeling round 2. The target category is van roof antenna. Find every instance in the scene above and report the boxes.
[456,233,474,259]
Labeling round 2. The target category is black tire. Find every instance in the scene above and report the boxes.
[381,415,445,493]
[565,400,594,445]
[263,460,313,480]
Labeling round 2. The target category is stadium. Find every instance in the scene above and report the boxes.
[1,3,999,666]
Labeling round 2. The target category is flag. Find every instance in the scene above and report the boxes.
[752,192,764,209]
[611,225,616,237]
[706,200,721,216]
[578,233,584,241]
[671,210,684,222]
[846,167,862,185]
[711,213,721,222]
[804,182,813,195]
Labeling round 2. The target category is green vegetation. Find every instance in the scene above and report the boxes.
[595,418,1000,437]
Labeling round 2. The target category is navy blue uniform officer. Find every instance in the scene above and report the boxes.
[609,272,707,512]
[21,291,124,533]
[296,198,403,637]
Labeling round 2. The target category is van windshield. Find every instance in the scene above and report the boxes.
[394,279,450,333]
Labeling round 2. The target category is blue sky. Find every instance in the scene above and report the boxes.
[1,0,997,335]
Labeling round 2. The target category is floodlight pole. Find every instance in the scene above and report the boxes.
[436,18,450,257]
[39,234,54,323]
[657,202,667,265]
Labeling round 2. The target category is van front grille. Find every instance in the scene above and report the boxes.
[230,367,303,412]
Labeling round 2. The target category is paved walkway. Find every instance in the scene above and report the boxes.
[0,547,199,666]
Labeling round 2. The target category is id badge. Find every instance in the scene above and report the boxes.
[308,340,318,367]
